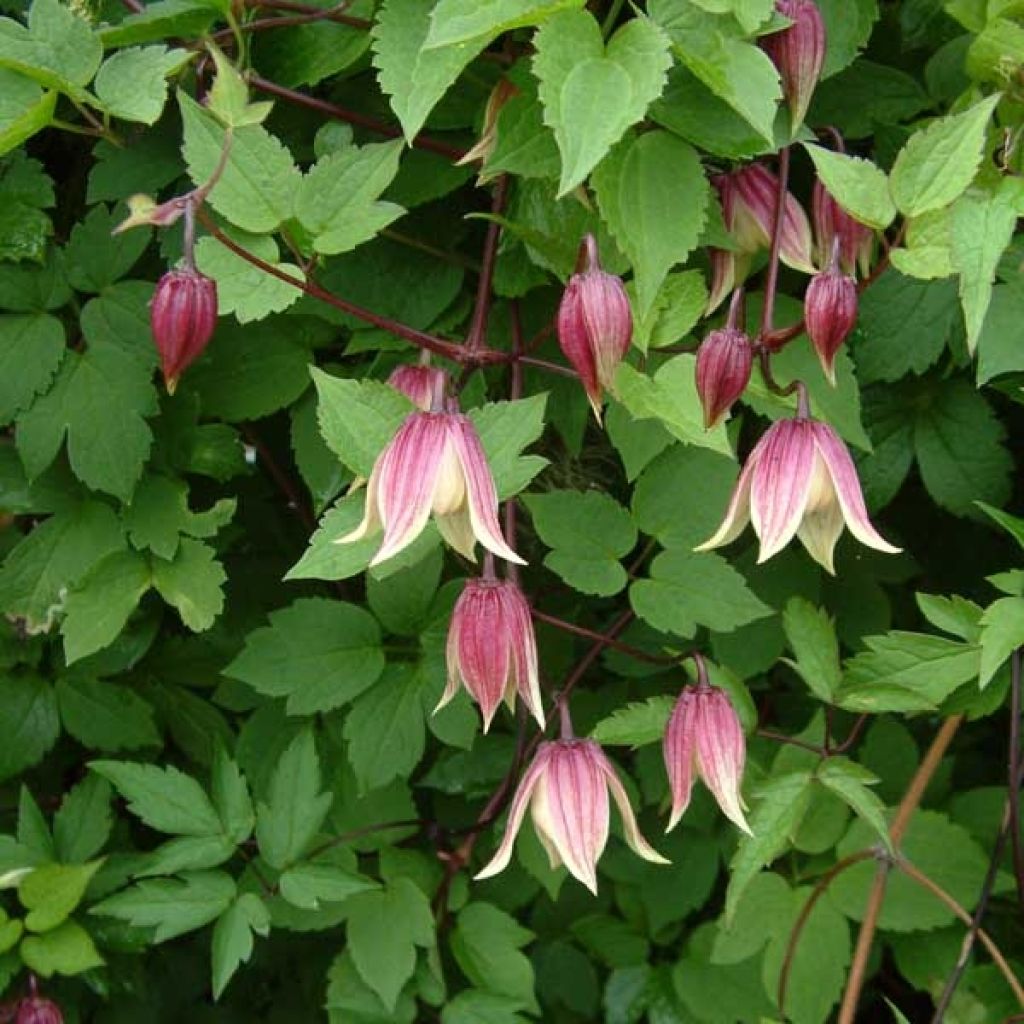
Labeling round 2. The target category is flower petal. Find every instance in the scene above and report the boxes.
[694,430,768,553]
[750,419,816,563]
[336,456,383,545]
[796,463,846,574]
[811,423,901,556]
[705,249,736,316]
[663,689,698,832]
[695,690,752,835]
[595,743,671,864]
[452,582,512,732]
[501,583,545,729]
[435,506,478,562]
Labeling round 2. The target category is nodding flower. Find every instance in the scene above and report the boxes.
[150,268,218,394]
[386,364,449,412]
[439,575,544,732]
[696,413,900,574]
[760,0,826,131]
[804,255,858,386]
[812,179,874,279]
[337,409,524,568]
[695,291,753,429]
[475,738,669,894]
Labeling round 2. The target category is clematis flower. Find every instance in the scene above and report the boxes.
[804,260,858,385]
[438,576,544,732]
[760,0,826,130]
[708,166,816,313]
[475,738,669,893]
[150,267,218,394]
[557,234,633,420]
[664,682,751,834]
[387,363,448,412]
[338,411,524,567]
[812,179,874,278]
[696,415,900,573]
[695,292,753,428]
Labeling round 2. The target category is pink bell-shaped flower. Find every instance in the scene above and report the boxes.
[387,364,449,412]
[664,674,751,834]
[557,234,633,421]
[16,999,63,1024]
[696,410,900,573]
[475,737,668,893]
[150,267,218,394]
[812,179,874,278]
[760,0,826,130]
[804,257,858,385]
[695,291,753,429]
[338,410,524,567]
[439,574,544,732]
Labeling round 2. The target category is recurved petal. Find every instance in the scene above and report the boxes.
[811,422,901,556]
[474,745,551,882]
[750,419,817,563]
[501,583,545,729]
[695,689,752,834]
[706,249,736,316]
[435,506,479,562]
[336,453,384,546]
[694,430,768,553]
[663,689,698,832]
[596,743,671,864]
[448,415,525,565]
[795,469,846,574]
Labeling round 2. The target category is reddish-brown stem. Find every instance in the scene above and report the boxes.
[211,8,356,42]
[248,73,468,161]
[530,608,684,666]
[241,425,316,533]
[759,146,790,342]
[1009,648,1024,907]
[246,0,369,26]
[465,175,509,354]
[518,355,576,378]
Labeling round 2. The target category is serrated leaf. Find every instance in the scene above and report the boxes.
[0,71,56,158]
[0,313,64,425]
[211,748,254,846]
[589,696,675,747]
[211,893,269,999]
[816,757,891,852]
[93,45,190,125]
[19,861,102,932]
[467,394,548,498]
[781,597,842,702]
[150,538,226,631]
[279,862,378,909]
[426,0,582,48]
[56,675,160,751]
[20,919,103,977]
[53,776,113,864]
[978,596,1024,689]
[0,675,59,783]
[802,143,895,229]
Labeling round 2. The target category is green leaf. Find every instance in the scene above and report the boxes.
[817,0,878,78]
[224,597,384,715]
[0,71,56,158]
[60,550,151,665]
[978,596,1024,689]
[522,490,637,596]
[366,543,442,636]
[451,902,538,1013]
[19,861,102,932]
[711,871,792,964]
[53,775,113,864]
[0,675,59,783]
[816,757,892,852]
[278,862,379,909]
[135,834,236,877]
[631,546,772,638]
[467,394,549,498]
[781,597,842,702]
[426,0,582,48]
[533,11,672,195]
[255,729,333,870]
[211,747,254,846]
[977,284,1024,384]
[630,270,708,354]
[123,475,235,560]
[56,675,159,751]
[20,920,103,977]
[372,0,487,143]
[0,313,64,424]
[90,760,223,836]
[65,204,151,293]
[98,0,217,47]
[889,94,1001,217]
[296,140,406,255]
[150,538,227,631]
[589,696,675,747]
[346,876,435,1011]
[211,893,269,1000]
[724,771,813,922]
[916,593,983,642]
[179,91,300,233]
[93,45,190,125]
[91,870,236,942]
[593,132,709,317]
[802,144,896,229]
[343,663,426,792]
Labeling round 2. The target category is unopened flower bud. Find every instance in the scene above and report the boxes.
[804,267,857,385]
[557,235,632,421]
[760,0,826,130]
[812,180,873,278]
[457,78,518,169]
[696,327,753,429]
[387,364,447,412]
[150,268,218,394]
[16,998,63,1024]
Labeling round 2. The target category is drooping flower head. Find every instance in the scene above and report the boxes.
[150,267,218,394]
[812,179,874,278]
[664,676,750,834]
[760,0,826,130]
[696,411,900,573]
[804,252,858,385]
[16,998,63,1024]
[439,575,544,732]
[387,363,448,412]
[338,410,524,567]
[557,234,633,421]
[475,738,669,893]
[695,290,753,429]
[708,165,816,313]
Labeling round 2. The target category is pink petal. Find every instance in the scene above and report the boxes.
[750,419,817,563]
[474,745,551,881]
[705,249,736,316]
[579,271,633,394]
[795,459,846,574]
[595,745,670,865]
[500,583,545,729]
[663,689,698,832]
[557,276,600,408]
[387,365,446,412]
[337,454,383,546]
[811,422,901,556]
[447,415,525,565]
[694,689,752,834]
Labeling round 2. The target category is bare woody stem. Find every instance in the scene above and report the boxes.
[465,175,509,354]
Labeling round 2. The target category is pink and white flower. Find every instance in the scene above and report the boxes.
[664,684,751,834]
[338,411,524,567]
[695,326,753,429]
[475,739,669,893]
[760,0,826,130]
[696,416,900,573]
[804,263,858,385]
[439,577,544,732]
[387,364,448,412]
[812,179,874,278]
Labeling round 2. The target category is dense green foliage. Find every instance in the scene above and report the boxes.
[0,0,1023,1021]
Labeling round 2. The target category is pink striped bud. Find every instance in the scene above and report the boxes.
[476,738,668,893]
[150,268,218,394]
[557,234,632,421]
[16,998,63,1024]
[695,327,753,429]
[804,267,857,385]
[338,410,523,567]
[439,577,544,732]
[387,364,448,412]
[760,0,826,130]
[812,180,874,278]
[696,416,900,573]
[664,684,750,834]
